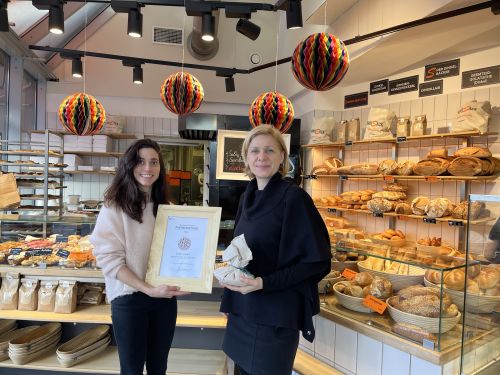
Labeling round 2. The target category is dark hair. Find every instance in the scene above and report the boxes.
[104,138,169,222]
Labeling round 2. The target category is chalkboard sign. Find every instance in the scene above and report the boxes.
[216,130,290,181]
[462,66,499,89]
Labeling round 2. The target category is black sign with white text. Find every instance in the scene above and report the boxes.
[344,92,368,109]
[370,79,389,95]
[462,66,500,89]
[419,80,443,97]
[389,75,419,95]
[424,59,460,81]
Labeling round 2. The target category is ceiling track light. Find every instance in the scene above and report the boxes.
[127,8,142,37]
[236,18,260,40]
[133,66,143,84]
[286,0,302,29]
[72,58,83,78]
[0,0,8,33]
[201,13,215,42]
[49,5,65,34]
[225,76,235,92]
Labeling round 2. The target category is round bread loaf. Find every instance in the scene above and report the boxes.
[396,160,415,176]
[378,159,398,175]
[454,147,492,158]
[444,269,465,291]
[354,272,373,287]
[411,196,430,215]
[476,268,499,290]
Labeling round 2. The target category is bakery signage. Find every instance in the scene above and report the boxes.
[344,91,368,109]
[424,59,460,81]
[388,75,419,95]
[462,65,500,88]
[369,79,389,95]
[419,80,443,97]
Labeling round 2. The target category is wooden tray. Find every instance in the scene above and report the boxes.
[56,325,110,355]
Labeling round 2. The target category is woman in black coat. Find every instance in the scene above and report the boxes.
[220,125,332,375]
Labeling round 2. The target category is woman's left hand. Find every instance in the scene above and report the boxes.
[221,276,263,295]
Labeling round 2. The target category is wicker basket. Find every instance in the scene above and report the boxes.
[56,325,109,355]
[57,337,110,368]
[386,296,461,333]
[333,281,373,313]
[357,261,425,291]
[424,278,500,314]
[0,319,16,336]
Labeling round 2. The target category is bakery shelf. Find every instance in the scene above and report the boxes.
[14,173,64,179]
[0,150,63,158]
[0,347,227,374]
[317,205,495,225]
[0,301,226,328]
[64,170,116,175]
[301,131,498,149]
[0,265,103,279]
[0,215,96,224]
[307,174,500,181]
[65,151,123,158]
[31,130,138,140]
[0,162,64,168]
[6,206,64,211]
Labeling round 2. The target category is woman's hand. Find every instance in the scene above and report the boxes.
[147,285,191,298]
[221,276,263,295]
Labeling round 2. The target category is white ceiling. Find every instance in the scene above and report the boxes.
[6,0,500,105]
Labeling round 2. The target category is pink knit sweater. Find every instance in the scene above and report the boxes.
[90,202,155,302]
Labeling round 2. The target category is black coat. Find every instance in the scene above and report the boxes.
[220,173,331,342]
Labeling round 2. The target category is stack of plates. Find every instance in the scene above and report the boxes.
[56,325,111,368]
[8,322,62,365]
[0,326,39,361]
[0,320,17,336]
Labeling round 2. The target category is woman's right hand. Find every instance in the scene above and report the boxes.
[147,285,191,298]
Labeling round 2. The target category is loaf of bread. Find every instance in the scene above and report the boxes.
[413,158,450,176]
[369,276,392,299]
[349,164,380,175]
[411,196,430,215]
[392,286,458,318]
[336,165,353,175]
[397,285,452,307]
[451,201,485,220]
[311,165,329,175]
[324,157,343,169]
[354,272,373,287]
[378,160,399,175]
[396,160,415,176]
[448,156,494,176]
[394,202,412,214]
[454,147,492,158]
[383,183,407,192]
[444,269,465,291]
[425,198,454,218]
[426,148,448,159]
[425,269,442,284]
[476,268,500,290]
[392,323,437,343]
[367,198,395,213]
[372,191,407,201]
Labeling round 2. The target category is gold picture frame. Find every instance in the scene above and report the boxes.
[216,129,290,181]
[146,205,222,293]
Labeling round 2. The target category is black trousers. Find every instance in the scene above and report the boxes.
[111,292,177,375]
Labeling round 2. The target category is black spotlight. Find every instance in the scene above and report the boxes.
[49,5,64,34]
[133,66,143,85]
[201,13,215,42]
[236,18,260,41]
[127,8,142,38]
[72,58,83,78]
[0,0,9,32]
[225,76,235,92]
[286,0,303,29]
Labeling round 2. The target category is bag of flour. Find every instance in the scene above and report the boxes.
[452,100,491,134]
[364,107,396,139]
[308,117,337,144]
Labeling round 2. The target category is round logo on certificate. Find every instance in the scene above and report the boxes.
[178,237,191,250]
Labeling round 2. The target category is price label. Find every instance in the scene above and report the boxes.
[327,208,337,213]
[362,295,388,314]
[32,248,53,256]
[373,212,384,218]
[342,268,358,280]
[383,176,395,183]
[9,248,23,255]
[448,220,464,227]
[340,175,349,181]
[397,215,408,221]
[425,176,438,182]
[423,217,437,224]
[396,136,407,143]
[345,140,353,146]
[56,249,70,259]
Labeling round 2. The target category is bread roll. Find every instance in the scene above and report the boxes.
[444,269,465,291]
[454,147,492,158]
[345,284,364,298]
[476,268,499,290]
[411,196,430,215]
[369,276,392,299]
[467,279,480,294]
[354,272,373,287]
[378,160,399,175]
[413,158,450,176]
[425,269,442,284]
[396,160,415,176]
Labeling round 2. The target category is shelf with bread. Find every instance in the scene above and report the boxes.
[31,130,138,141]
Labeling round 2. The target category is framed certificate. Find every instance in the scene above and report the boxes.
[216,129,290,181]
[146,205,222,293]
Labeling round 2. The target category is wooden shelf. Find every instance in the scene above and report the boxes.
[0,266,103,279]
[31,130,137,140]
[0,300,226,328]
[64,152,123,158]
[64,170,116,175]
[0,347,227,374]
[0,151,63,157]
[308,174,500,182]
[301,131,498,149]
[316,206,495,225]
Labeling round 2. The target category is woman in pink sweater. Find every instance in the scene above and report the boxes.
[91,139,188,375]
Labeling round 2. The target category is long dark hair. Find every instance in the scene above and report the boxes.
[104,139,168,222]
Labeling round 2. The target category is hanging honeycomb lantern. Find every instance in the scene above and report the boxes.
[291,32,349,91]
[248,91,294,133]
[58,93,106,136]
[160,72,204,115]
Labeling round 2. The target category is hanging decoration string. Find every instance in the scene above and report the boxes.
[324,0,327,33]
[181,0,187,73]
[273,14,281,93]
[83,0,87,93]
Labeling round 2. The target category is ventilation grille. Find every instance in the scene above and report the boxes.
[153,27,183,45]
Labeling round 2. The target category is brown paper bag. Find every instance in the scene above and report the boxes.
[0,172,21,209]
[18,278,39,311]
[54,281,78,314]
[0,272,20,310]
[37,280,59,312]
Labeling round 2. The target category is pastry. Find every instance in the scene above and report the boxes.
[454,147,492,158]
[411,196,430,215]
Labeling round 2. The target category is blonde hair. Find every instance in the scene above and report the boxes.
[242,125,290,179]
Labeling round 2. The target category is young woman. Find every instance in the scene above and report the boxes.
[90,139,188,375]
[220,125,332,375]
